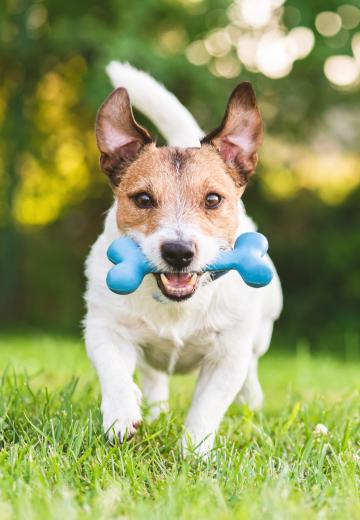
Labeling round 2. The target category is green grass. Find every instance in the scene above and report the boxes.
[0,334,359,520]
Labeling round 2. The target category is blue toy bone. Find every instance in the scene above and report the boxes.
[106,232,273,295]
[107,237,155,295]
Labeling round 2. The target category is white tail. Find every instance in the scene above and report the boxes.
[106,61,204,147]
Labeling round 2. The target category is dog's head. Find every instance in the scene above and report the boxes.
[96,83,262,301]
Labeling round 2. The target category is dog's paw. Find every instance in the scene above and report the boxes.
[102,383,142,443]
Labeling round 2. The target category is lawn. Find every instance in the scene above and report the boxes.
[0,334,359,519]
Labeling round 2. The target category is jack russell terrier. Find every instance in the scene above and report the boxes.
[84,63,282,455]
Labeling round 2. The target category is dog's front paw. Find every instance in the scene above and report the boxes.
[102,383,142,443]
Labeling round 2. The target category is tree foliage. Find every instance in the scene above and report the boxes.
[0,0,359,348]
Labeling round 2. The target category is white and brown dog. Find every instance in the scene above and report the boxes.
[84,63,282,455]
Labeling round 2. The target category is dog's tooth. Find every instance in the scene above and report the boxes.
[160,273,168,287]
[190,273,197,286]
[159,271,200,298]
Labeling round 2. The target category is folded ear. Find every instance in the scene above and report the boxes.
[201,82,262,186]
[96,87,153,186]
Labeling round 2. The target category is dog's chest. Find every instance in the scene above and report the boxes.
[131,301,222,373]
[139,326,218,373]
[121,273,251,373]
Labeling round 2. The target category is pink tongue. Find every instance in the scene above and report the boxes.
[165,273,191,288]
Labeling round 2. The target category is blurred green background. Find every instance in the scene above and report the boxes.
[1,0,359,353]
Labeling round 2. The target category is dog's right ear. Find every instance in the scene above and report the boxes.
[96,88,153,186]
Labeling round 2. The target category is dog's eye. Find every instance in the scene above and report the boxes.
[132,192,155,209]
[205,192,222,209]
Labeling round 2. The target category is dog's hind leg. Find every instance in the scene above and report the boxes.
[139,362,169,421]
[253,318,274,358]
[236,319,274,410]
[236,356,264,411]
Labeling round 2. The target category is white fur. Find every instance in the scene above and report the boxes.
[84,63,283,455]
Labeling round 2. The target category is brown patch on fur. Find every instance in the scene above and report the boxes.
[95,83,263,250]
[115,145,243,246]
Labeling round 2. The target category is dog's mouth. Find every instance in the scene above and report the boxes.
[154,272,202,301]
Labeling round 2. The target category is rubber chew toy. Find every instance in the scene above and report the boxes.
[106,232,273,295]
[107,237,155,295]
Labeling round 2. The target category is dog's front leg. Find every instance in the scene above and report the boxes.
[85,321,141,442]
[183,329,253,456]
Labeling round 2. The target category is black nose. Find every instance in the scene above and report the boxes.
[161,241,195,269]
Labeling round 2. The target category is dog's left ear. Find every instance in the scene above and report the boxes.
[201,82,262,186]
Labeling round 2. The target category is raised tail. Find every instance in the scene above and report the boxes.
[106,61,204,147]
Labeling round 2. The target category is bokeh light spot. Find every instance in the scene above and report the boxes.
[287,27,315,59]
[26,4,47,31]
[204,30,231,58]
[240,0,284,29]
[159,27,188,54]
[315,11,342,37]
[236,35,258,69]
[324,55,359,86]
[337,4,360,30]
[185,40,210,65]
[209,55,241,78]
[352,33,360,65]
[256,31,293,79]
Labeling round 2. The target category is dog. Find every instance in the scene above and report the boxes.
[84,63,282,455]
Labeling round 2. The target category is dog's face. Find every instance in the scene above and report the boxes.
[96,84,262,301]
